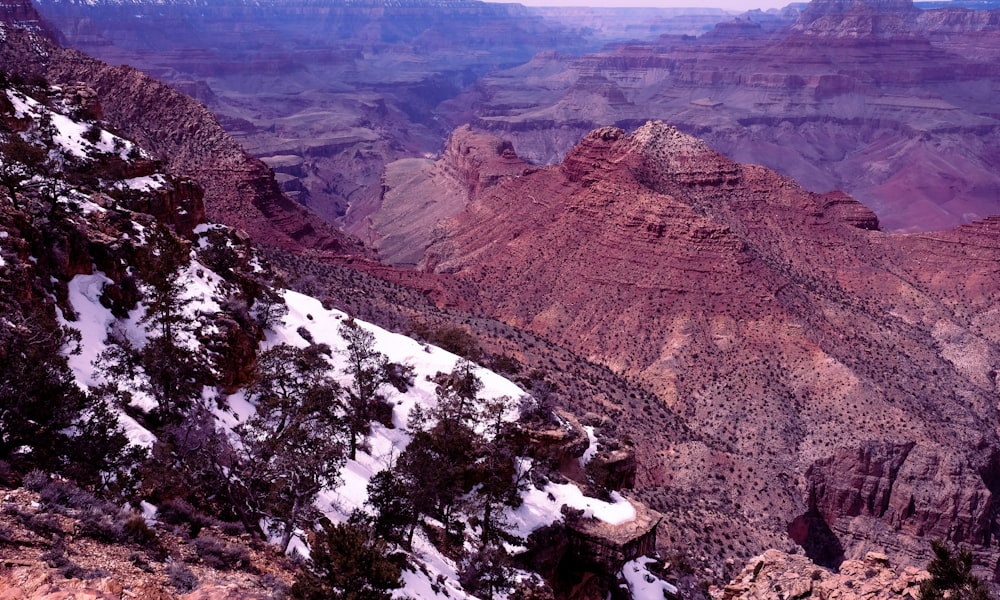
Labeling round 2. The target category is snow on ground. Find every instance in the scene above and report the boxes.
[60,255,227,446]
[56,253,648,599]
[60,271,155,446]
[580,425,599,467]
[621,557,679,600]
[5,89,143,161]
[280,288,523,520]
[119,174,166,191]
[63,271,116,390]
[510,462,637,538]
[267,289,644,598]
[268,290,523,433]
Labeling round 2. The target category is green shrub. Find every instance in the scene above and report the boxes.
[918,540,993,600]
[290,521,402,600]
[167,563,198,592]
[193,535,252,571]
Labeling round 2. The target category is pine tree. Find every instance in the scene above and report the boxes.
[339,319,390,460]
[239,343,346,552]
[919,540,993,600]
[460,542,517,600]
[366,468,417,547]
[136,225,207,424]
[433,359,483,431]
[290,520,402,600]
[397,420,480,538]
[0,319,88,472]
[0,134,46,209]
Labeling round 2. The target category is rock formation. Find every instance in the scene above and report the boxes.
[364,125,530,266]
[423,121,1000,580]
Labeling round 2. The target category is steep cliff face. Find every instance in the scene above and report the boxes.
[424,121,1000,577]
[364,125,530,266]
[802,442,997,559]
[792,0,921,37]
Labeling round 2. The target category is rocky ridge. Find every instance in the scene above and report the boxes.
[447,0,1000,233]
[0,0,363,256]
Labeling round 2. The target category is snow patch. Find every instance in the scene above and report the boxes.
[119,174,166,191]
[63,271,116,389]
[580,425,599,467]
[621,557,678,600]
[510,468,637,538]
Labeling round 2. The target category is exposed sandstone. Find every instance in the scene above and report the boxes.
[368,125,529,266]
[122,176,206,239]
[519,409,591,480]
[565,501,662,576]
[585,446,637,492]
[717,549,928,600]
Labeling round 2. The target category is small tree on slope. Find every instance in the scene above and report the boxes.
[238,343,346,552]
[290,519,402,600]
[339,318,390,461]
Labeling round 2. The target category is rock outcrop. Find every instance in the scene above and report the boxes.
[800,442,997,566]
[792,0,921,38]
[365,125,529,266]
[718,549,928,600]
[122,176,206,239]
[565,502,662,577]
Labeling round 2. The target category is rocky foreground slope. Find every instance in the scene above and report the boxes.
[418,121,1000,580]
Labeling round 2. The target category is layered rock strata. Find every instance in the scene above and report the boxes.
[423,121,1000,578]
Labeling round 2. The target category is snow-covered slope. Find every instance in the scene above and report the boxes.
[59,256,648,598]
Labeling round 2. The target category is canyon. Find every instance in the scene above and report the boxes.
[6,0,1000,596]
[31,0,1000,239]
[418,121,1000,580]
[33,0,733,243]
[451,0,1000,234]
